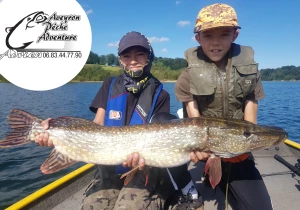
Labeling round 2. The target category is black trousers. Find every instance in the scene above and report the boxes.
[216,159,273,210]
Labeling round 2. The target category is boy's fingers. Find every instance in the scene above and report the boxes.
[48,139,54,147]
[39,137,44,146]
[138,158,145,170]
[195,151,210,161]
[122,161,128,168]
[127,154,133,167]
[36,135,44,146]
[195,151,203,160]
[34,135,40,144]
[132,152,139,167]
[190,152,198,163]
[42,136,48,147]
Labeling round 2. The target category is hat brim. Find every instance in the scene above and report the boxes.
[118,44,151,55]
[194,24,241,33]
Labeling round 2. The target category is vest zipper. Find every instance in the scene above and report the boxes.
[218,68,228,118]
[224,65,230,118]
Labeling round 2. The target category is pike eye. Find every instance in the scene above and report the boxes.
[243,130,251,138]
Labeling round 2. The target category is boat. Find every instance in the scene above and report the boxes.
[5,139,300,210]
[4,110,300,210]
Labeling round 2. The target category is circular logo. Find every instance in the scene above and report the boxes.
[0,0,92,91]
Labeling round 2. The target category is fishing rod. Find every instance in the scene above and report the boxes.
[274,154,300,176]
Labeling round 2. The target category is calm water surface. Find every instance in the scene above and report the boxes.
[0,81,299,208]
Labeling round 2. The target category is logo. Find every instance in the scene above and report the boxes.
[245,80,252,85]
[109,110,122,120]
[0,0,92,91]
[136,104,147,117]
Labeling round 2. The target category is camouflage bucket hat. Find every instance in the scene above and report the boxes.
[194,3,241,33]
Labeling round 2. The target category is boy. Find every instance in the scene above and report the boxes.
[175,3,273,210]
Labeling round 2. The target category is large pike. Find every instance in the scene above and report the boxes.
[0,109,288,188]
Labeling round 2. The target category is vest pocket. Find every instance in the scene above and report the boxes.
[189,66,217,96]
[195,95,216,116]
[233,63,258,99]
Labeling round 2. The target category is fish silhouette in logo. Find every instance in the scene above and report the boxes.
[5,11,49,49]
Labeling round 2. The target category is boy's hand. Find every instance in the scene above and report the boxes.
[122,152,145,170]
[34,118,54,147]
[190,150,210,163]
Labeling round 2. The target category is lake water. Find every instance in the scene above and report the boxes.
[0,81,299,208]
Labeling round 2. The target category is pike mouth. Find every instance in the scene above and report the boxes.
[276,132,288,144]
[251,129,288,146]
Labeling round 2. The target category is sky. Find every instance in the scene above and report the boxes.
[1,0,299,69]
[75,0,300,69]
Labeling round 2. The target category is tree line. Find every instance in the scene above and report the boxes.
[260,66,300,81]
[1,53,300,83]
[71,64,182,82]
[87,52,120,67]
[86,51,300,81]
[70,64,300,82]
[86,51,188,70]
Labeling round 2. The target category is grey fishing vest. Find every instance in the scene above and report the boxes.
[184,43,258,119]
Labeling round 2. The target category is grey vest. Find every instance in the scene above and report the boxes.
[184,43,258,119]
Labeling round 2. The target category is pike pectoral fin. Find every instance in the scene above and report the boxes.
[41,148,77,174]
[204,156,222,189]
[143,166,149,186]
[120,166,139,185]
[120,166,150,186]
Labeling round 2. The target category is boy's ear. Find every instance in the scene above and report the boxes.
[195,33,201,45]
[233,29,240,42]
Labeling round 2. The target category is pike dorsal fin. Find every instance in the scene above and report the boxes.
[41,148,77,174]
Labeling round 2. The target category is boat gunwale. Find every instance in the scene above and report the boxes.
[5,164,95,210]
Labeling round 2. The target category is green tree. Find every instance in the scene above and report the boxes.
[114,56,120,66]
[86,51,100,64]
[99,55,107,65]
[106,54,116,66]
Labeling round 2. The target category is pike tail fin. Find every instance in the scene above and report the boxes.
[204,156,222,189]
[41,148,77,174]
[0,109,41,148]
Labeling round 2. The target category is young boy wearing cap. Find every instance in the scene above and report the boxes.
[79,31,171,210]
[175,3,273,210]
[35,31,203,209]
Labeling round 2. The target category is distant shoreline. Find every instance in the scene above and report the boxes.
[67,80,300,83]
[69,80,177,83]
[161,80,176,83]
[1,80,300,84]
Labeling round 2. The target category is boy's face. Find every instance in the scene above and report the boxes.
[120,46,149,72]
[195,27,239,63]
